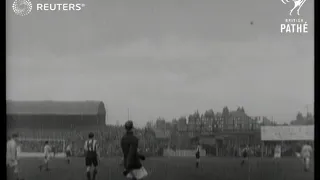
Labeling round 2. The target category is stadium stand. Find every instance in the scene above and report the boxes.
[6,100,164,157]
[7,100,106,129]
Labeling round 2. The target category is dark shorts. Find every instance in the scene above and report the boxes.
[243,152,248,158]
[196,154,200,159]
[66,151,71,157]
[85,157,98,167]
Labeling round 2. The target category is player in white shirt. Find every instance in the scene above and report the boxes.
[39,141,51,171]
[274,144,282,158]
[273,144,282,166]
[300,142,313,172]
[7,133,24,180]
[66,142,73,164]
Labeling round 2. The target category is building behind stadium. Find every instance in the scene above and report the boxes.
[152,110,277,157]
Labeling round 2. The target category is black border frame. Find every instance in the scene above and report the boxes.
[314,0,318,179]
[3,0,319,180]
[4,0,8,179]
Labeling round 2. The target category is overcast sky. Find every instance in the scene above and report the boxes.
[6,0,314,126]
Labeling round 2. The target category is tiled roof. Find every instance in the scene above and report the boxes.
[6,100,105,115]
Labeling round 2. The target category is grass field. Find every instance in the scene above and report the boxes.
[9,157,314,180]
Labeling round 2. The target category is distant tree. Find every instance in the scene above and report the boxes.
[143,127,156,145]
[172,118,178,124]
[188,114,195,124]
[222,106,229,117]
[178,116,187,122]
[146,121,153,129]
[169,125,179,148]
[306,112,313,120]
[290,112,311,125]
[165,122,172,131]
[236,106,245,113]
[237,107,242,112]
[305,113,314,125]
[156,117,166,130]
[178,116,187,132]
[221,106,229,129]
[171,119,178,130]
[188,113,196,133]
[200,114,204,134]
[296,112,304,121]
[194,110,201,125]
[204,109,215,132]
[204,109,215,118]
[171,119,178,131]
[305,119,314,125]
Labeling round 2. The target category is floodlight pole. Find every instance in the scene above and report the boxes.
[128,108,129,120]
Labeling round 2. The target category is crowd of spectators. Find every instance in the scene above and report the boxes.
[9,126,310,158]
[9,125,161,157]
[19,140,64,153]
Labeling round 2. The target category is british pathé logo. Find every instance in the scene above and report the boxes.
[281,0,307,16]
[280,0,308,34]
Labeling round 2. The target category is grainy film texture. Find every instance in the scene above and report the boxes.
[6,0,314,180]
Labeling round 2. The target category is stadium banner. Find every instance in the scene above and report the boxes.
[18,152,66,158]
[199,137,216,145]
[261,125,314,141]
[163,149,206,157]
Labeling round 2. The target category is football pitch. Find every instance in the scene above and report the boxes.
[11,157,314,180]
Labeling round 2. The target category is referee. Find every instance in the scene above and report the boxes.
[121,121,147,180]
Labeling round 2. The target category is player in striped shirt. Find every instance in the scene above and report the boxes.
[84,132,100,180]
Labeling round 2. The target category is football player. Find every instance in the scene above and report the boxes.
[84,133,100,180]
[39,141,51,171]
[301,142,313,172]
[7,133,24,180]
[66,142,73,164]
